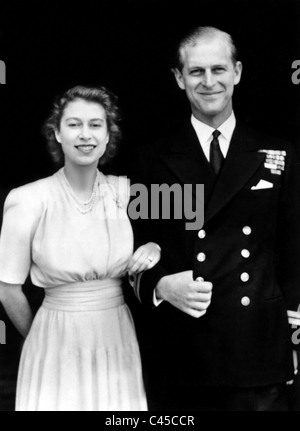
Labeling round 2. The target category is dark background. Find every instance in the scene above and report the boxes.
[0,0,299,411]
[0,0,299,186]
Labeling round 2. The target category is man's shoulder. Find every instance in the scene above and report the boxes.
[137,121,193,158]
[235,121,292,151]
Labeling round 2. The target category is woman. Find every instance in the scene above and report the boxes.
[0,85,160,411]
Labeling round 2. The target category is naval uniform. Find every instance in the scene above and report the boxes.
[131,114,300,410]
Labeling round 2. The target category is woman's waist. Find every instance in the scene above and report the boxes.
[42,278,125,311]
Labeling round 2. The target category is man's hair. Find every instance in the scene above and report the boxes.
[174,26,238,71]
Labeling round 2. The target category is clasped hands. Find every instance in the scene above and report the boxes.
[127,246,212,319]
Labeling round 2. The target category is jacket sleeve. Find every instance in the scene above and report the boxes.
[276,142,300,310]
[128,145,171,307]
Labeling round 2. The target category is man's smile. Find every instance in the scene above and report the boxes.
[199,91,222,96]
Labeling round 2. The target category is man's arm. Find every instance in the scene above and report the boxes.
[276,143,300,309]
[128,144,213,317]
[155,271,213,318]
[132,264,213,318]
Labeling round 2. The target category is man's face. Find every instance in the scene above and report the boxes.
[174,36,242,126]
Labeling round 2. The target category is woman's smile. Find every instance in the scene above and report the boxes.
[75,144,97,154]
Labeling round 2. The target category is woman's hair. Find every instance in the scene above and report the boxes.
[42,85,122,167]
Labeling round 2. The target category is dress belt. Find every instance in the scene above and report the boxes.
[42,278,124,311]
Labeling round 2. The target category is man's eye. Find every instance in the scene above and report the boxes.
[213,67,226,73]
[190,70,202,76]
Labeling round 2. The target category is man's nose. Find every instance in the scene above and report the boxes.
[202,70,215,88]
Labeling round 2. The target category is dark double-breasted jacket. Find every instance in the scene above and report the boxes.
[131,120,300,387]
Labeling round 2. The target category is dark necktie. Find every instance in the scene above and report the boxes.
[209,130,223,175]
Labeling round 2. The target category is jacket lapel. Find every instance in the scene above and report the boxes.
[205,123,265,223]
[160,123,216,205]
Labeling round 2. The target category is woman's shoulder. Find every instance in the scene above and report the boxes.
[4,174,55,209]
[104,173,130,188]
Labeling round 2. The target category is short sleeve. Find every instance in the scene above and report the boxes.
[0,187,41,284]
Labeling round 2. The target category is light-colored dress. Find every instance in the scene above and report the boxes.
[0,168,147,411]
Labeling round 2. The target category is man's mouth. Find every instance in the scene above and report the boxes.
[200,92,222,96]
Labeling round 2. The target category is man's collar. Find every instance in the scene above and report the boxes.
[191,111,236,142]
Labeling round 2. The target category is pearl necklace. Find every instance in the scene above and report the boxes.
[60,168,100,214]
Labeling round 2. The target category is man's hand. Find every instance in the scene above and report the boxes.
[155,270,213,318]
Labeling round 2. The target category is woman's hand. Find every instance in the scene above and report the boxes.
[0,282,33,338]
[127,242,161,275]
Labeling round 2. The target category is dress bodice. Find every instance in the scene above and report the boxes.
[0,169,133,287]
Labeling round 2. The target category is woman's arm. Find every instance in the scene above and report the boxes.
[0,282,33,338]
[127,242,161,275]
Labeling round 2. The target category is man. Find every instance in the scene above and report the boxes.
[130,26,300,411]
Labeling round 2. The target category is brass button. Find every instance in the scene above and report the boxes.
[241,296,251,306]
[197,252,206,262]
[241,249,250,258]
[198,229,206,239]
[240,272,250,282]
[242,226,252,235]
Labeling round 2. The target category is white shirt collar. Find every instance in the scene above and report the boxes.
[191,111,236,160]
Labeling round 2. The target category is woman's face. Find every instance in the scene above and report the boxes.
[55,98,109,168]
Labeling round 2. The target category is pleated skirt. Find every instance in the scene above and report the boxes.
[16,279,148,411]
